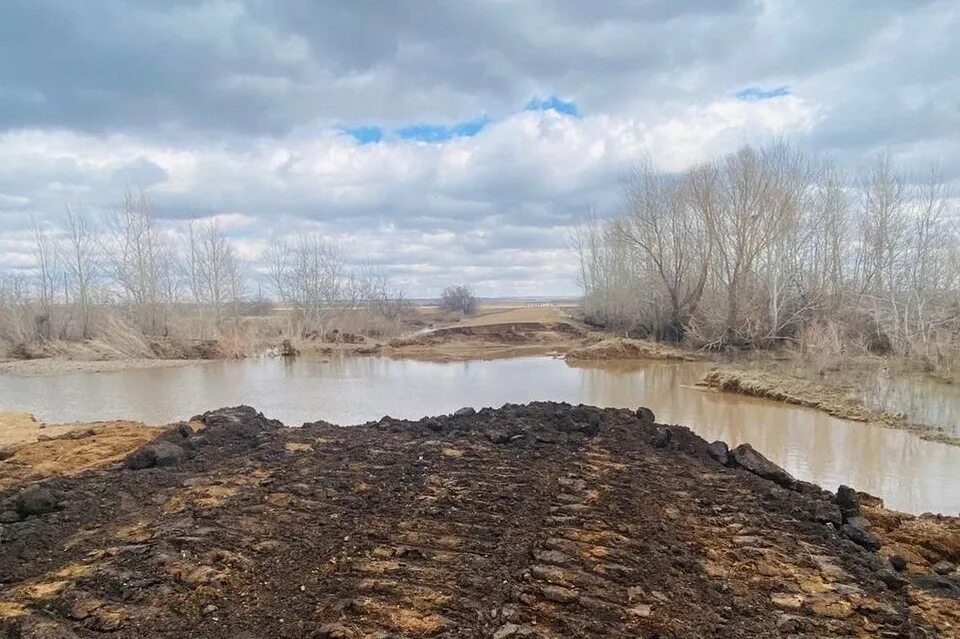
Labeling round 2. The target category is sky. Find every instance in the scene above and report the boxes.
[0,0,958,297]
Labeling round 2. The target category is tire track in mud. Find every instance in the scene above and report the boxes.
[314,438,570,637]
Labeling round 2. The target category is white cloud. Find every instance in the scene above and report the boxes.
[0,0,955,294]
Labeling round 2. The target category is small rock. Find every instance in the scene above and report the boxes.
[203,604,219,614]
[0,510,21,523]
[932,560,956,576]
[706,441,730,465]
[175,423,195,439]
[542,585,578,603]
[841,523,881,551]
[453,407,476,417]
[493,623,520,639]
[487,430,511,444]
[15,484,59,517]
[889,555,908,572]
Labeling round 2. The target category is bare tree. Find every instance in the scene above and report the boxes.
[102,190,177,334]
[63,205,98,338]
[186,219,243,335]
[856,153,908,295]
[32,218,60,339]
[615,161,710,340]
[266,232,344,330]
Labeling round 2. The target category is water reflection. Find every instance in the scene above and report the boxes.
[864,372,960,436]
[0,356,957,515]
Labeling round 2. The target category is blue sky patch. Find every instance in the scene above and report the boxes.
[735,85,791,101]
[397,114,490,142]
[524,95,581,117]
[343,125,383,144]
[342,96,583,146]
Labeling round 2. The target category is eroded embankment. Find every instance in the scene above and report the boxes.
[0,404,957,638]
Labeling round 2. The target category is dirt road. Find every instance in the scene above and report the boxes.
[0,404,957,637]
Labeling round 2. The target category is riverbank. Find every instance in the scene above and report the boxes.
[0,358,203,378]
[0,403,957,636]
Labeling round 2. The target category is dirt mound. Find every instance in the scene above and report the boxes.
[565,338,698,362]
[1,404,957,637]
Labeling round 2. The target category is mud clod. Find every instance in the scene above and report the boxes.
[730,443,796,488]
[836,484,861,522]
[14,484,59,517]
[706,440,730,465]
[841,523,881,551]
[124,440,186,470]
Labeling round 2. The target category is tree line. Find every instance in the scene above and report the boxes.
[573,142,959,366]
[0,191,406,347]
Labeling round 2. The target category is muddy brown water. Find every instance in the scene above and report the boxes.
[864,371,960,438]
[0,356,957,515]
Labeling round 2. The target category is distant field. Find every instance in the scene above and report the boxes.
[449,305,576,329]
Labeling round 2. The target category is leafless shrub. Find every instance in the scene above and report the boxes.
[440,285,478,316]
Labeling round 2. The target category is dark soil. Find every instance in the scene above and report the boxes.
[0,403,956,638]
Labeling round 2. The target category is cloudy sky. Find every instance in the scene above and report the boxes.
[1,0,958,297]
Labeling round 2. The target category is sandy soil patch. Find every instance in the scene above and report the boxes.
[0,421,162,491]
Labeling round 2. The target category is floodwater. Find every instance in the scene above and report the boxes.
[1,356,957,515]
[864,371,960,438]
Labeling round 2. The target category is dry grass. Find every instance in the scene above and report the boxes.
[565,337,699,361]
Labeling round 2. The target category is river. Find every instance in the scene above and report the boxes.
[0,356,957,515]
